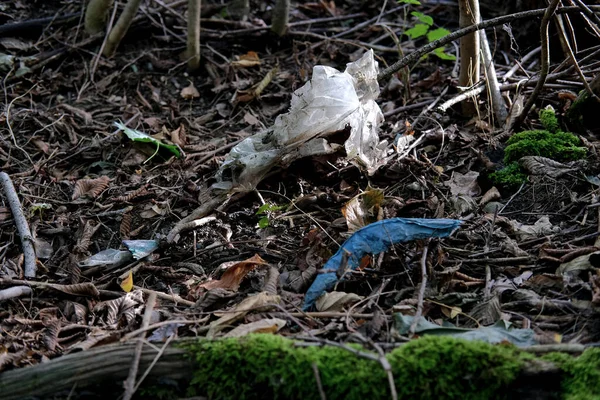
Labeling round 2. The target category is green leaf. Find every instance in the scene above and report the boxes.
[114,121,181,158]
[404,24,429,40]
[256,203,285,215]
[256,203,271,214]
[427,27,451,42]
[258,216,270,229]
[432,47,456,61]
[398,0,421,4]
[411,11,433,26]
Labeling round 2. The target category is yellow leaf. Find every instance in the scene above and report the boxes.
[120,270,134,292]
[441,305,461,319]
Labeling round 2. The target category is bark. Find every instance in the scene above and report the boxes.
[102,0,142,57]
[271,0,290,37]
[187,0,201,71]
[84,0,114,35]
[458,0,480,116]
[0,341,193,400]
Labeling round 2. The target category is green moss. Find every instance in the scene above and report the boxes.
[490,162,528,188]
[539,105,560,133]
[542,349,600,400]
[387,336,523,400]
[180,334,525,400]
[504,130,585,164]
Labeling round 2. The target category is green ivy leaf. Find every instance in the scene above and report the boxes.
[258,216,270,229]
[404,24,429,40]
[427,27,451,42]
[398,0,421,4]
[411,11,433,26]
[256,203,285,215]
[432,47,456,61]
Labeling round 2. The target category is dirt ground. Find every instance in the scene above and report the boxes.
[1,0,600,383]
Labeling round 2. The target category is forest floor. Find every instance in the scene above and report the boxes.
[1,0,600,395]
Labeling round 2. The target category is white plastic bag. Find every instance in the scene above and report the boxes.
[215,50,389,192]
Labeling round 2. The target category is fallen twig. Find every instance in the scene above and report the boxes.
[123,292,157,400]
[0,172,37,278]
[408,241,429,337]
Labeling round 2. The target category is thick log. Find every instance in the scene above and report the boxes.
[0,340,193,400]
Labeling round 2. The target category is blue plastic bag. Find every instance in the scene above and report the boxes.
[302,218,461,310]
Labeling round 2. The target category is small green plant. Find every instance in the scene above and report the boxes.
[256,202,285,229]
[398,0,456,61]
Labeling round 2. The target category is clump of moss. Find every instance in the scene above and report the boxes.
[491,106,586,189]
[181,334,525,400]
[539,105,560,134]
[542,349,600,400]
[504,130,585,164]
[489,162,528,188]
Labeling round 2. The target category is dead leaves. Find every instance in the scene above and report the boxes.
[199,254,268,291]
[207,291,281,338]
[72,176,110,201]
[341,187,384,232]
[180,81,200,99]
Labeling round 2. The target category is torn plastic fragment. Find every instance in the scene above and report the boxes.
[123,239,159,259]
[394,315,539,347]
[214,50,389,192]
[302,218,462,310]
[79,249,133,268]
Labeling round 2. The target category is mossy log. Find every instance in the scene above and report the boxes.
[0,340,193,400]
[0,335,598,400]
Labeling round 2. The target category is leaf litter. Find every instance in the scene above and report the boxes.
[0,0,599,385]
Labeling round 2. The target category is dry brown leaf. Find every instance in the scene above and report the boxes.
[223,318,286,337]
[200,254,268,291]
[520,156,575,178]
[93,290,144,328]
[169,124,187,146]
[49,282,100,298]
[480,186,501,206]
[341,188,384,232]
[181,82,200,99]
[446,171,481,197]
[231,51,261,68]
[72,176,110,200]
[315,291,363,312]
[207,291,280,338]
[74,220,101,254]
[120,213,132,239]
[42,319,61,352]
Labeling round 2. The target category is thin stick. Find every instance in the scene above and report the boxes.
[0,172,37,277]
[480,30,508,126]
[510,0,561,131]
[134,286,195,307]
[409,240,429,337]
[123,292,157,400]
[312,362,327,400]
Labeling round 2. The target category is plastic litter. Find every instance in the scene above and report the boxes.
[122,239,159,259]
[79,249,133,268]
[395,315,539,347]
[302,218,462,310]
[214,50,390,192]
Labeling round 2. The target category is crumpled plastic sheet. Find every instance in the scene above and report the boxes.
[395,315,538,347]
[214,50,389,192]
[302,218,462,310]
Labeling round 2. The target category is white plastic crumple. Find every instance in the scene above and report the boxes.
[214,50,389,192]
